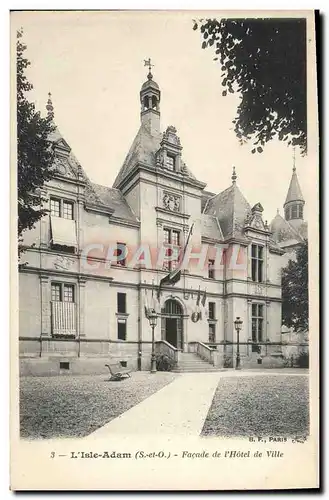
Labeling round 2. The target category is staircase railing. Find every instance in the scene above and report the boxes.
[155,340,180,365]
[188,341,216,365]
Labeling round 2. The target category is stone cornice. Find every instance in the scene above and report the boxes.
[117,162,207,192]
[155,206,190,220]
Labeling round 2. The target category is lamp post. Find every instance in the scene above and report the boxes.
[148,309,157,374]
[234,316,243,370]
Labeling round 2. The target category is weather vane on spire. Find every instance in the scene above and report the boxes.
[144,58,154,72]
[293,146,296,172]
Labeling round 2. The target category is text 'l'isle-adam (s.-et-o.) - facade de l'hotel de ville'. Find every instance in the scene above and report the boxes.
[19,67,307,375]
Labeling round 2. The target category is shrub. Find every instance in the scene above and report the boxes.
[155,354,176,372]
[296,351,309,368]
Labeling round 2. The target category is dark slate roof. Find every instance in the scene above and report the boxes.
[201,214,224,241]
[284,169,304,204]
[89,183,139,222]
[112,123,197,188]
[48,124,139,224]
[269,212,305,245]
[204,183,251,239]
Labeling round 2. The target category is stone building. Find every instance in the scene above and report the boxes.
[19,70,286,375]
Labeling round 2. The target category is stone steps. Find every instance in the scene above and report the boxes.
[173,352,223,373]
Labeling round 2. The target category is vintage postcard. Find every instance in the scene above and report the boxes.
[10,10,319,490]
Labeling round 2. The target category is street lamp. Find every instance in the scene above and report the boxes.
[148,309,158,374]
[234,316,243,370]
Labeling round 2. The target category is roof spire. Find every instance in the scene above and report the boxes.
[46,92,54,119]
[231,165,237,184]
[293,146,296,173]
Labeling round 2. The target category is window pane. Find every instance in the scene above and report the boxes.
[51,283,61,302]
[63,285,74,302]
[172,230,180,246]
[50,199,60,217]
[291,205,298,219]
[209,324,216,343]
[166,155,175,171]
[252,318,257,341]
[251,244,257,257]
[117,293,126,314]
[258,260,263,282]
[163,229,170,244]
[63,201,74,220]
[116,242,126,266]
[117,320,127,341]
[209,302,215,319]
[208,259,215,279]
[251,259,257,281]
[252,304,257,316]
[258,319,263,341]
[258,304,264,318]
[258,246,263,259]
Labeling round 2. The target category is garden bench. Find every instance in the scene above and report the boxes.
[105,362,131,381]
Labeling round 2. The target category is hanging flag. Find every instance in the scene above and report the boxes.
[201,288,207,307]
[144,283,150,319]
[157,222,194,299]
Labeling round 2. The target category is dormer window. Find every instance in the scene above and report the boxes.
[166,154,175,171]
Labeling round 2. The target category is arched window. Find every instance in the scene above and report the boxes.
[162,299,183,316]
[143,95,149,111]
[152,95,158,110]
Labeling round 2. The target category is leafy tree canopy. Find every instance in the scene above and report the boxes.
[282,241,309,331]
[17,29,55,253]
[193,18,307,154]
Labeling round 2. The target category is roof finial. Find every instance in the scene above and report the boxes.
[293,146,296,173]
[46,92,54,119]
[232,165,237,184]
[144,58,154,80]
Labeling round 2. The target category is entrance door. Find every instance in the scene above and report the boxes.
[166,318,177,347]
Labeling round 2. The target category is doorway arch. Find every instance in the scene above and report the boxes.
[161,299,184,349]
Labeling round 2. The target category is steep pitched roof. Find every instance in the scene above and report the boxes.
[48,124,138,224]
[112,123,198,188]
[270,212,304,245]
[284,169,304,204]
[204,183,251,239]
[89,183,138,222]
[201,213,224,241]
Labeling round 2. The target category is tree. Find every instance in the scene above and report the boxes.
[17,29,55,255]
[282,241,308,331]
[193,18,307,154]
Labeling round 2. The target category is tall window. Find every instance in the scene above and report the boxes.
[291,205,298,219]
[251,244,263,282]
[50,197,74,219]
[208,259,215,279]
[117,319,127,341]
[163,228,180,270]
[252,303,264,345]
[117,293,126,314]
[51,283,75,303]
[115,242,127,266]
[209,324,216,344]
[208,302,216,320]
[166,154,175,171]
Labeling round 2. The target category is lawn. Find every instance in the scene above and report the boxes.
[201,375,309,438]
[20,372,177,439]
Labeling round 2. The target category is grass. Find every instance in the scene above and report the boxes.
[20,372,177,439]
[202,375,309,438]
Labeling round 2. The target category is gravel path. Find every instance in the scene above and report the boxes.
[201,374,309,438]
[20,372,177,439]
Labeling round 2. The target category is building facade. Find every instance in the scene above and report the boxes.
[19,71,286,375]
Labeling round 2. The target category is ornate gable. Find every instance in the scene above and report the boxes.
[244,203,269,232]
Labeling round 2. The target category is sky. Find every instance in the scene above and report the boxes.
[12,10,317,223]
